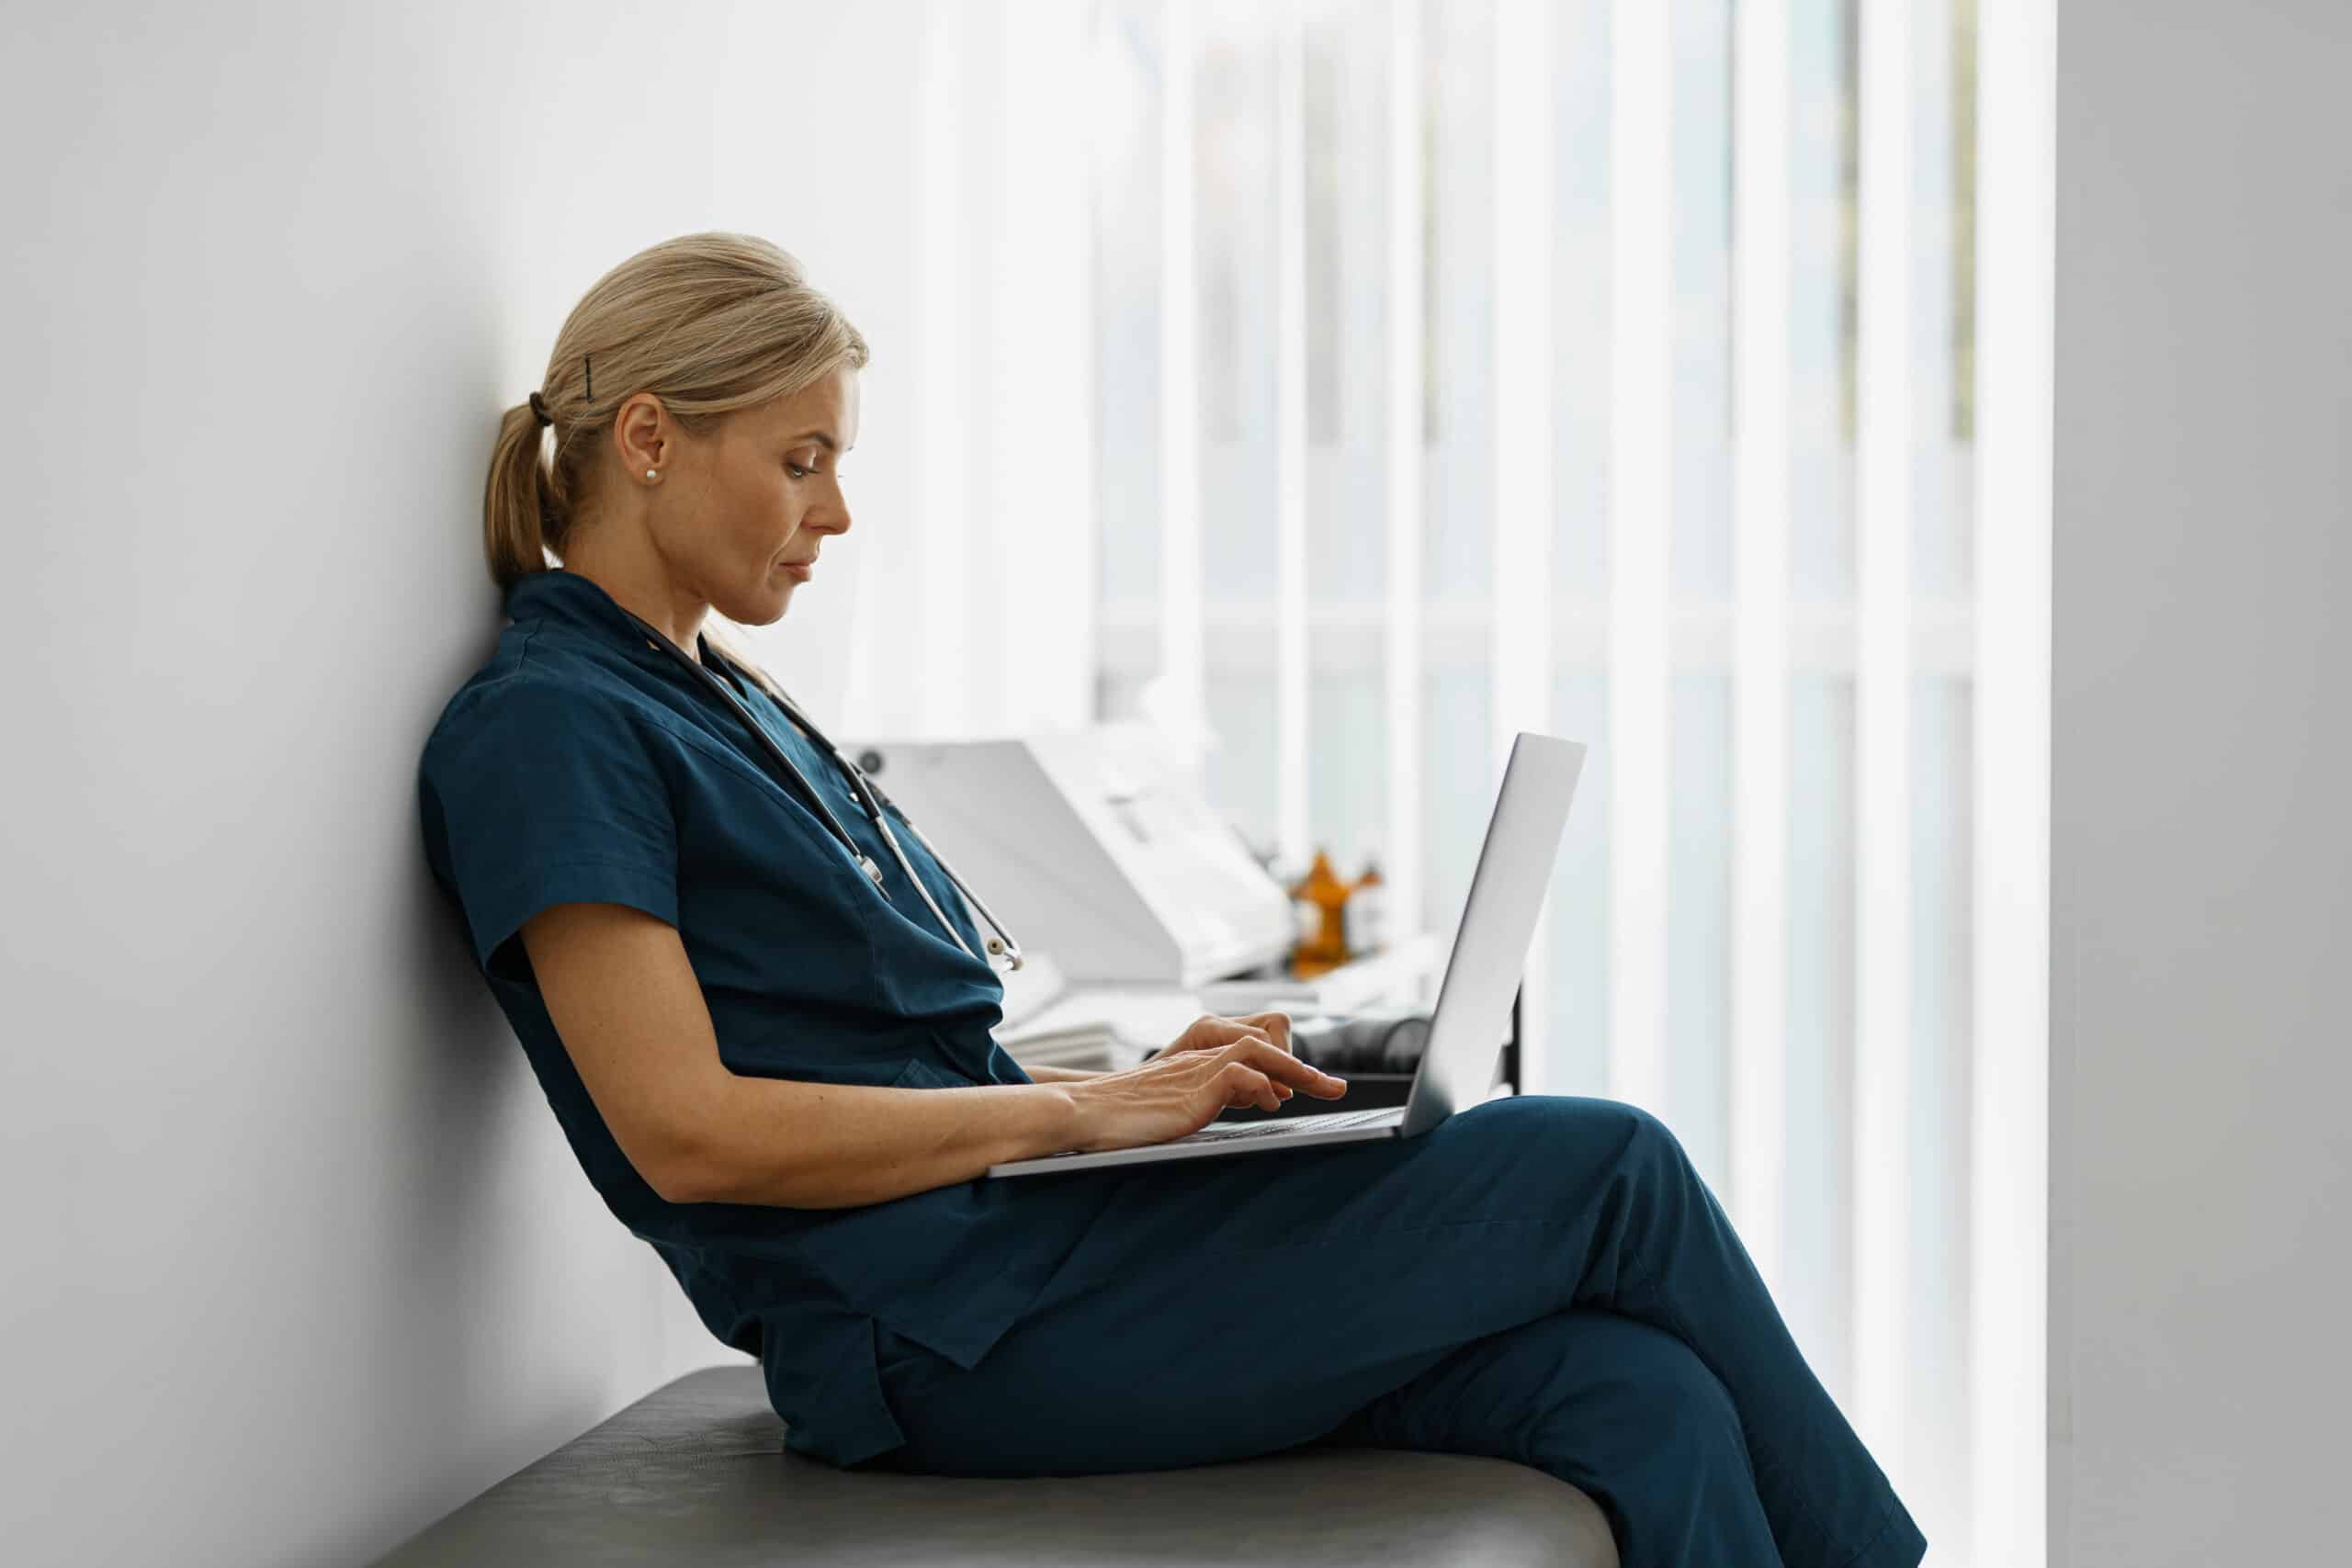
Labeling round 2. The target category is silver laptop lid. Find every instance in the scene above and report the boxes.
[1399,733,1587,1137]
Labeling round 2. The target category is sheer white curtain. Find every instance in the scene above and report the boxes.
[865,2,2050,1563]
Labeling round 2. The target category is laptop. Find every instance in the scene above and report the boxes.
[986,732,1587,1178]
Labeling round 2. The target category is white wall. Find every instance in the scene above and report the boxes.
[2051,2,2352,1562]
[0,5,931,1563]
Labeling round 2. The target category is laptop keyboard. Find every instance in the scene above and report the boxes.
[1182,1108,1398,1143]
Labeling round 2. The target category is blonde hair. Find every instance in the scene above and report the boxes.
[483,231,869,700]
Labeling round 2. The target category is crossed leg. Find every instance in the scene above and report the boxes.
[869,1094,1925,1568]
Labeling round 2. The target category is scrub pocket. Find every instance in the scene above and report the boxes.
[868,1054,995,1393]
[889,1055,966,1091]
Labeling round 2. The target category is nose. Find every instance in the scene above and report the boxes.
[809,476,853,536]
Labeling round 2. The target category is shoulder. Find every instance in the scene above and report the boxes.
[420,630,669,790]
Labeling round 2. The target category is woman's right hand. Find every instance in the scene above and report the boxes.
[1062,1016,1349,1153]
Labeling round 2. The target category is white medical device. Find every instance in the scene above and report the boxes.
[840,723,1296,988]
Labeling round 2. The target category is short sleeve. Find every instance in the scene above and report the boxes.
[419,677,680,983]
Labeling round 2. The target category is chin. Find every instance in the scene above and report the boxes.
[715,589,791,629]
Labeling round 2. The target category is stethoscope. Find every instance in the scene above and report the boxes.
[616,606,1025,973]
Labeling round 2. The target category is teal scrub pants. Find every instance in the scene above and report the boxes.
[865,1094,1927,1568]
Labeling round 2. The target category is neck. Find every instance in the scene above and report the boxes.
[559,536,706,663]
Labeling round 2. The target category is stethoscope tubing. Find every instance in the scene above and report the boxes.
[617,610,1025,973]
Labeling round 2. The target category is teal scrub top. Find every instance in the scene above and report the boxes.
[416,568,1116,1467]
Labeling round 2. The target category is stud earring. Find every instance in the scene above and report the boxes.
[645,468,658,482]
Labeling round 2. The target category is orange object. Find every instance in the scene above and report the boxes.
[1288,849,1354,979]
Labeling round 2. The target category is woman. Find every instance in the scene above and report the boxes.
[418,231,1925,1568]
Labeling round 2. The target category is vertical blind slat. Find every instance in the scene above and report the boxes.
[1853,0,1917,1485]
[910,0,976,735]
[1971,0,2053,1561]
[1276,8,1312,866]
[1384,0,1429,962]
[1608,0,1672,1114]
[1492,0,1555,1087]
[999,0,1096,733]
[1159,0,1206,762]
[1731,0,1793,1294]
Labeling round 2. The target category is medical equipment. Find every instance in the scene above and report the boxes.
[1279,1008,1437,1075]
[617,608,1025,973]
[839,724,1298,988]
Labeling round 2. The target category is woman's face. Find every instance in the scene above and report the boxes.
[653,366,859,627]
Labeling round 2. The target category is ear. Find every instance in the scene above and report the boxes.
[612,392,671,476]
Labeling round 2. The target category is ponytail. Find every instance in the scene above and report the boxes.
[483,400,558,591]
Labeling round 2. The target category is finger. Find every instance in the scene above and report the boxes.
[1221,1063,1280,1113]
[1238,1011,1295,1053]
[1168,1016,1267,1057]
[1241,1037,1343,1093]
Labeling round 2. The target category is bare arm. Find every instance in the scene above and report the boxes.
[519,901,1087,1209]
[1020,1063,1108,1082]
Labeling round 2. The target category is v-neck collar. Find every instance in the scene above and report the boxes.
[503,569,820,748]
[503,568,724,667]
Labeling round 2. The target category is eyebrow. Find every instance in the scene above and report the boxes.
[789,429,848,452]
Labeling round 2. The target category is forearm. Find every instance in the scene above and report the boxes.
[678,1074,1085,1209]
[1022,1064,1109,1082]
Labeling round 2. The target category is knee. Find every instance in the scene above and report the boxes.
[1544,1326,1747,1468]
[1645,1339,1742,1450]
[1626,1354,1748,1484]
[1502,1094,1692,1176]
